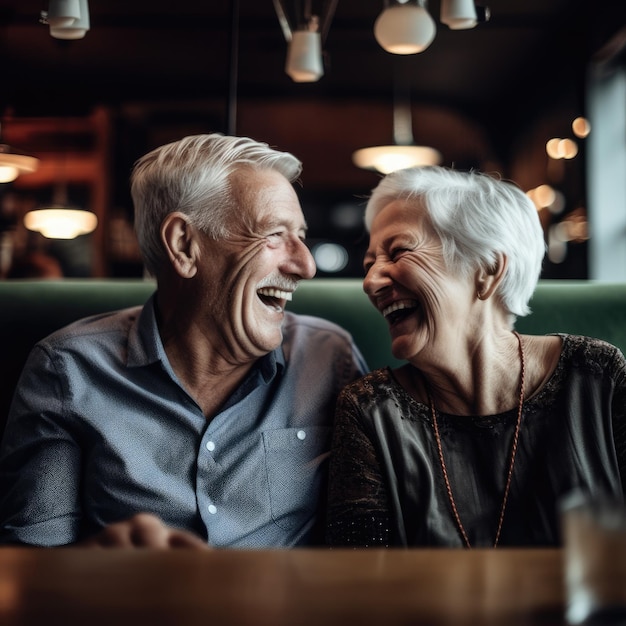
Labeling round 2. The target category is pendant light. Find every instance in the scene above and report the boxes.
[23,121,97,240]
[352,79,442,174]
[273,0,338,83]
[42,0,90,40]
[374,0,489,56]
[0,145,40,184]
[440,0,478,29]
[0,123,40,184]
[374,0,436,55]
[24,183,97,240]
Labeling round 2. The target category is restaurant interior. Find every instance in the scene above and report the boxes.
[0,0,625,282]
[3,4,626,624]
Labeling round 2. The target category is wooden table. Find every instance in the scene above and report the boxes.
[0,547,566,626]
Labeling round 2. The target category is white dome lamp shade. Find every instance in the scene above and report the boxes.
[374,0,436,55]
[24,208,98,239]
[24,182,97,239]
[286,28,324,82]
[47,0,90,40]
[352,144,441,174]
[46,0,81,28]
[274,1,337,83]
[440,0,478,30]
[0,145,39,183]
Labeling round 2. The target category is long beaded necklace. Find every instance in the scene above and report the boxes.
[429,331,525,548]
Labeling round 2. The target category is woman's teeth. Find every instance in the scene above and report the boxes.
[382,299,417,319]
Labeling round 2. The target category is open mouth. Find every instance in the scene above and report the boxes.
[257,287,293,311]
[382,299,419,325]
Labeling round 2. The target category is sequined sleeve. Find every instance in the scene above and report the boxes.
[610,347,626,493]
[326,381,391,547]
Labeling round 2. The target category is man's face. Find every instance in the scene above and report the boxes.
[197,168,316,364]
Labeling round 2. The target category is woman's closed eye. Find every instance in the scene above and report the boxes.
[390,246,413,261]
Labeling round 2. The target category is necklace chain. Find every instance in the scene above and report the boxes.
[429,331,526,549]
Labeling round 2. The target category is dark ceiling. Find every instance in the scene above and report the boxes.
[3,1,625,132]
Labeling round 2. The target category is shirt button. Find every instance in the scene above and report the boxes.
[297,430,306,441]
[208,504,217,515]
[206,441,216,452]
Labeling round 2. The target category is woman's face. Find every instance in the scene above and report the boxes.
[363,199,475,363]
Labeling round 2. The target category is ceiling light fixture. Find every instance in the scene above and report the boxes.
[0,123,40,184]
[46,0,81,28]
[374,0,436,54]
[25,171,97,239]
[273,0,338,82]
[352,82,442,173]
[440,0,478,30]
[374,0,489,56]
[41,0,90,40]
[23,117,97,240]
[286,19,324,82]
[24,207,98,239]
[0,145,40,184]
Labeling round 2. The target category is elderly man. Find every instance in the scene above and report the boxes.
[0,134,367,548]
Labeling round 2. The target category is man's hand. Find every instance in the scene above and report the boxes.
[77,513,210,549]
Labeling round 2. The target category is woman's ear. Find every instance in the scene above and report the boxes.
[160,212,199,278]
[475,252,507,300]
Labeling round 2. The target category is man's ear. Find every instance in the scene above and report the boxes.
[475,252,507,300]
[160,212,199,278]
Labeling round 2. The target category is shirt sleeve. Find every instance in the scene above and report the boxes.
[335,335,368,388]
[349,342,369,380]
[0,344,82,546]
[326,386,391,547]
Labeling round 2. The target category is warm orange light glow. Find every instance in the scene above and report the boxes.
[546,138,562,159]
[572,117,590,138]
[534,184,556,208]
[352,145,442,174]
[0,147,39,182]
[546,137,578,159]
[0,165,19,183]
[24,208,98,239]
[559,138,578,159]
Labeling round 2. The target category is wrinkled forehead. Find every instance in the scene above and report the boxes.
[229,167,307,231]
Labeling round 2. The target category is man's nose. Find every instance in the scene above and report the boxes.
[287,237,316,280]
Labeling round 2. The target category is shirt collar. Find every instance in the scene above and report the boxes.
[127,292,164,367]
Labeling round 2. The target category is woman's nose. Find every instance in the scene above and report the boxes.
[363,261,391,296]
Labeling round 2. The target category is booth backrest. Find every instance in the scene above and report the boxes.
[2,278,626,439]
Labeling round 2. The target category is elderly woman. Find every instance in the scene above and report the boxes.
[326,166,626,548]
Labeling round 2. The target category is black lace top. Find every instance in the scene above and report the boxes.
[326,335,626,548]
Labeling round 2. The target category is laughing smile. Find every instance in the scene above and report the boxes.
[257,287,294,312]
[382,299,419,324]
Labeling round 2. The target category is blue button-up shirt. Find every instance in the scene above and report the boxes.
[0,294,367,547]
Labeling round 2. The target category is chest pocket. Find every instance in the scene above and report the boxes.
[262,426,331,530]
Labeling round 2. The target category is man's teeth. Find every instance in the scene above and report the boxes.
[258,288,293,301]
[382,299,417,318]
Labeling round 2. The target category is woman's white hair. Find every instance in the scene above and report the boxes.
[364,166,546,322]
[131,133,302,277]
